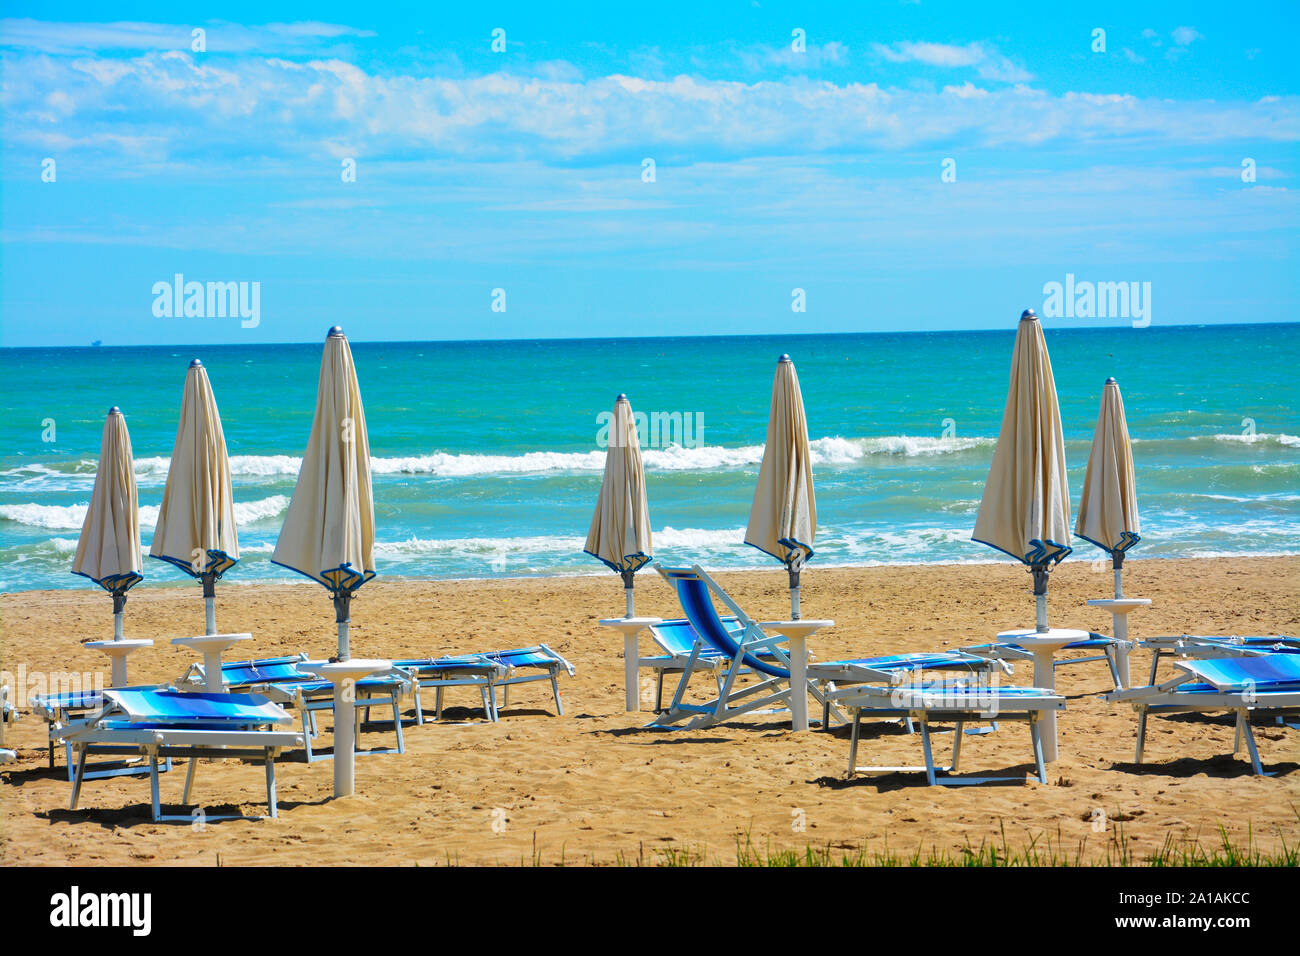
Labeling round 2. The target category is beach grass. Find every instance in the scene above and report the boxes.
[593,816,1300,867]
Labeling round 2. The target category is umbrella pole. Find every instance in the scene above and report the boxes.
[1112,551,1124,599]
[1032,566,1049,633]
[787,567,802,621]
[112,591,126,642]
[333,592,352,660]
[201,572,217,635]
[621,570,636,618]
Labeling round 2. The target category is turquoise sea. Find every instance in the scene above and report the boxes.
[0,324,1297,594]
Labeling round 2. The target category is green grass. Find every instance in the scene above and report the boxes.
[596,814,1299,867]
[418,811,1298,866]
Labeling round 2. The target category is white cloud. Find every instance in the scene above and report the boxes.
[873,41,984,67]
[2,49,1296,169]
[870,40,1033,83]
[1172,26,1202,47]
[0,18,375,55]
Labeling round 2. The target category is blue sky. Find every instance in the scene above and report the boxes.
[1,1,1296,346]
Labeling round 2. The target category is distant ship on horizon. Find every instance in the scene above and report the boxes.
[91,340,101,347]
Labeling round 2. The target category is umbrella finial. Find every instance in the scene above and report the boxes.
[189,358,203,368]
[778,353,791,363]
[107,406,120,416]
[328,326,345,338]
[1020,309,1038,322]
[1105,376,1117,385]
[616,393,628,402]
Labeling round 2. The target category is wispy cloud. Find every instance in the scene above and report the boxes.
[5,48,1293,170]
[870,40,1033,83]
[0,18,375,55]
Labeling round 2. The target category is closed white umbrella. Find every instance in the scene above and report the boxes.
[273,327,384,800]
[972,310,1072,630]
[1076,377,1141,595]
[584,393,653,616]
[272,326,375,659]
[72,407,144,641]
[150,359,239,634]
[745,354,816,619]
[1077,376,1146,688]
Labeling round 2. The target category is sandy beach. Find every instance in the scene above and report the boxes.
[1,557,1296,866]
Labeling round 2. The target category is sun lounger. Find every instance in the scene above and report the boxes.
[824,679,1065,785]
[60,687,303,821]
[182,655,416,762]
[1105,653,1300,776]
[651,564,1003,730]
[31,684,174,780]
[391,655,506,722]
[395,644,573,722]
[1139,634,1300,685]
[961,632,1127,689]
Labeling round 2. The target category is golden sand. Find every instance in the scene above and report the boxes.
[1,557,1297,866]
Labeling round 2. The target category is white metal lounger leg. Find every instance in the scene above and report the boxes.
[920,723,938,785]
[69,745,88,810]
[392,694,405,754]
[182,757,198,804]
[301,707,318,763]
[1030,717,1047,784]
[1236,709,1269,776]
[1147,650,1162,686]
[1105,646,1122,690]
[487,684,499,722]
[265,750,278,819]
[550,671,564,716]
[149,752,163,822]
[847,709,861,776]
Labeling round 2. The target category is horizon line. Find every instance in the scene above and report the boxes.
[3,320,1296,351]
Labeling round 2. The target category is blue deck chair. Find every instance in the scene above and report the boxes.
[61,688,303,822]
[652,564,1003,731]
[31,684,174,780]
[824,680,1065,785]
[642,617,749,712]
[1105,653,1300,776]
[182,655,416,763]
[961,633,1126,689]
[644,616,1001,719]
[1139,634,1300,686]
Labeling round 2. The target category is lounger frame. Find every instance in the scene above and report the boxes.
[1106,663,1300,776]
[61,690,303,822]
[32,685,174,780]
[828,683,1065,786]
